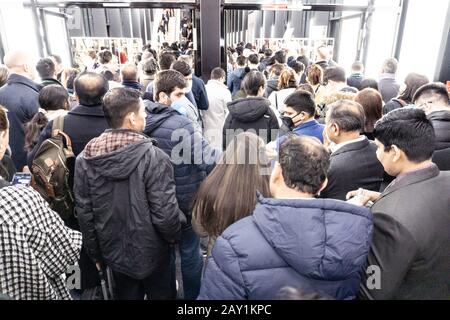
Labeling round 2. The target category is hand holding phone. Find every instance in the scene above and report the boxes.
[11,173,32,187]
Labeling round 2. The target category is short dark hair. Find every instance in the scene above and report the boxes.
[159,52,177,70]
[296,83,315,96]
[264,49,273,57]
[326,100,365,132]
[98,50,113,64]
[291,61,305,74]
[360,78,379,91]
[121,63,138,81]
[236,55,247,67]
[141,58,159,76]
[248,54,259,65]
[279,134,330,194]
[274,50,287,64]
[324,67,346,83]
[36,58,56,79]
[211,67,226,80]
[170,60,192,77]
[100,70,114,81]
[154,69,187,102]
[374,108,435,163]
[413,82,449,105]
[103,87,141,129]
[242,70,265,96]
[74,72,109,106]
[38,85,69,111]
[284,90,316,116]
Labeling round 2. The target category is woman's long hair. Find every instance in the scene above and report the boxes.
[24,112,48,152]
[397,73,429,104]
[192,132,271,238]
[278,69,297,90]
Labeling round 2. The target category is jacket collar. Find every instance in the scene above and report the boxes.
[331,136,369,156]
[68,104,105,117]
[294,119,320,131]
[376,163,439,202]
[41,78,64,87]
[6,73,41,92]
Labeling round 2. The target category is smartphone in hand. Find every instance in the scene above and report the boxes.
[11,173,32,187]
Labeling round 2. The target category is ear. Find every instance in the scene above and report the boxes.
[391,145,402,162]
[317,178,328,196]
[269,162,283,193]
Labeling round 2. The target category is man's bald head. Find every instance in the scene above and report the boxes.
[326,100,365,133]
[3,51,37,80]
[121,63,138,81]
[74,72,109,106]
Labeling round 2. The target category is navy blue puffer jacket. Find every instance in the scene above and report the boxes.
[144,101,220,215]
[198,194,373,300]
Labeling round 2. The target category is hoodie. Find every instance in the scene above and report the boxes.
[428,109,450,150]
[74,129,182,279]
[222,97,279,149]
[198,194,373,300]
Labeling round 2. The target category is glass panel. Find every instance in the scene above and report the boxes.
[45,14,72,66]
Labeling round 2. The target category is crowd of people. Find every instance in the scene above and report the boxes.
[0,38,449,300]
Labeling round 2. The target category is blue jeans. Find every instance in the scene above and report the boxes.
[171,224,203,299]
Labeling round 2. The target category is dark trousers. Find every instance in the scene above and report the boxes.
[113,256,174,300]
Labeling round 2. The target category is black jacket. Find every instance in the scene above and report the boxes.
[264,78,279,98]
[428,110,450,150]
[0,74,40,170]
[347,73,364,90]
[359,164,450,299]
[192,75,209,110]
[28,104,110,190]
[382,98,407,115]
[433,147,450,171]
[144,101,219,216]
[321,138,384,200]
[74,130,182,279]
[223,97,279,149]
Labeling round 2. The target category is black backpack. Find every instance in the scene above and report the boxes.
[31,115,75,220]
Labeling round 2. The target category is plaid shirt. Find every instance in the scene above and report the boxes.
[0,186,82,300]
[84,129,148,158]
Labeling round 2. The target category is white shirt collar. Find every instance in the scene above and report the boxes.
[330,136,366,153]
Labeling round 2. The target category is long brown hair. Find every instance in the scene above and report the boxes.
[355,88,382,133]
[192,132,271,238]
[278,69,297,90]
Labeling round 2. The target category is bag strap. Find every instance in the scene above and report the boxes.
[393,98,407,107]
[51,115,74,156]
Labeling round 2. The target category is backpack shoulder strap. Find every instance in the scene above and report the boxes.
[51,115,74,154]
[393,98,407,107]
[52,115,65,136]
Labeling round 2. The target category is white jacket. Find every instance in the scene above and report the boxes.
[203,80,232,149]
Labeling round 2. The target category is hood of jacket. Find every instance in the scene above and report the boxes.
[267,78,279,91]
[82,129,153,180]
[227,97,270,123]
[252,194,373,280]
[144,100,180,134]
[428,109,450,123]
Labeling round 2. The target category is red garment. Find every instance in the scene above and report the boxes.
[119,51,128,64]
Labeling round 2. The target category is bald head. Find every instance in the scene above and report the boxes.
[326,100,365,133]
[121,63,138,81]
[74,72,109,106]
[3,51,37,80]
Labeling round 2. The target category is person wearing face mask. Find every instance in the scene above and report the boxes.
[320,100,384,201]
[75,87,183,300]
[143,69,220,300]
[0,51,41,171]
[170,60,202,131]
[277,90,325,145]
